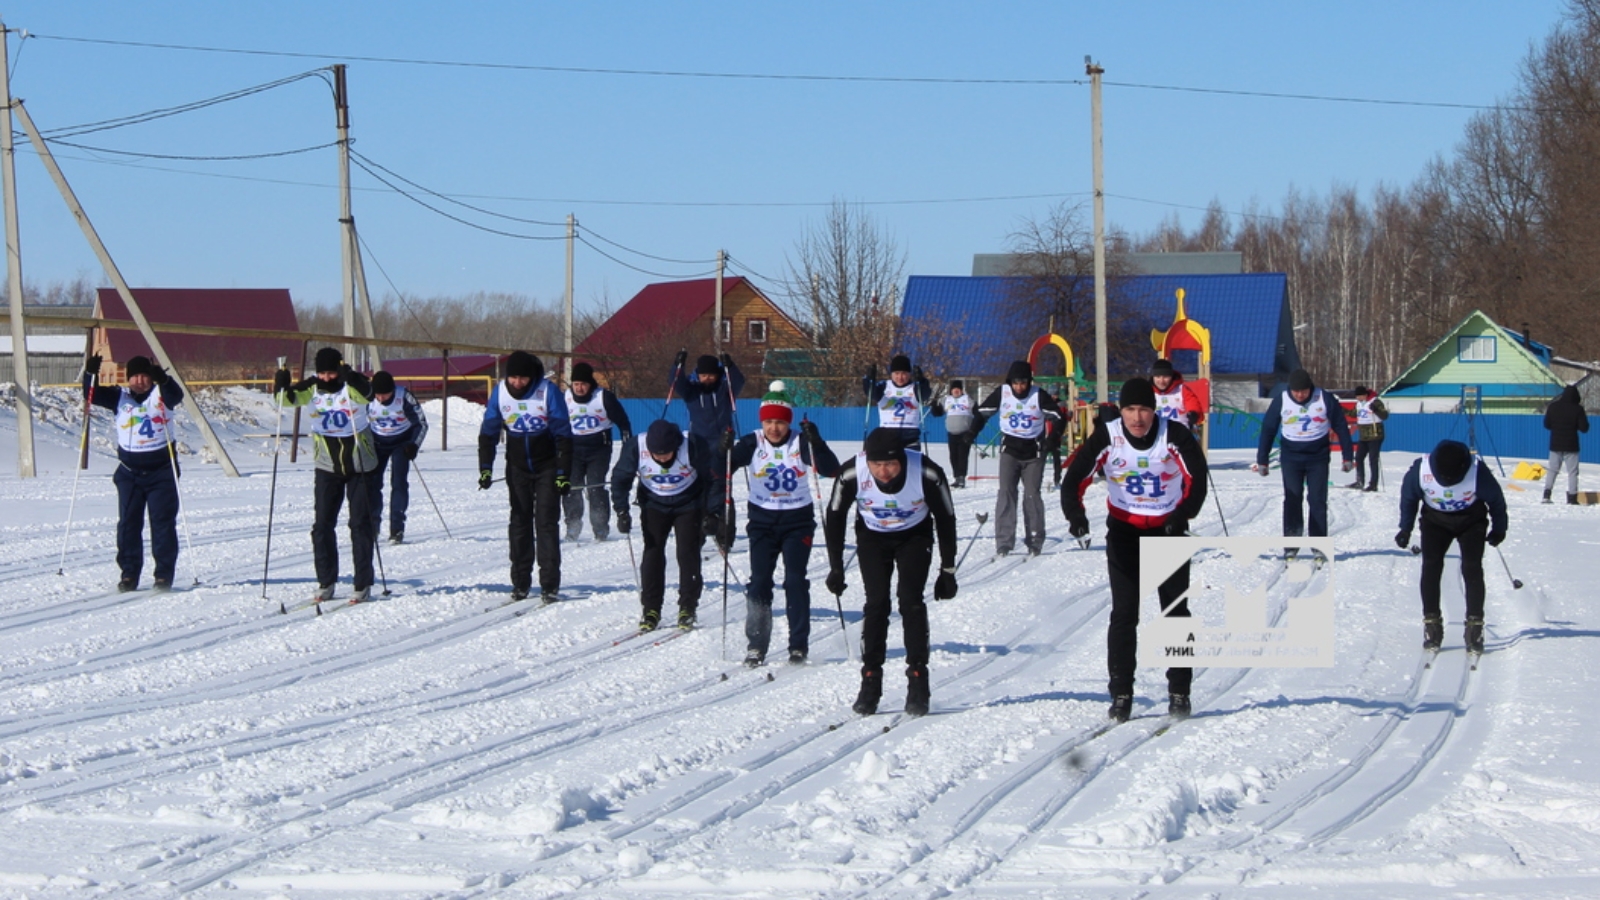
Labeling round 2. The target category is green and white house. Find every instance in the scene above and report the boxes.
[1382,309,1566,414]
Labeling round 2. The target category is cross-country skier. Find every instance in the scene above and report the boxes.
[1254,368,1354,547]
[84,354,184,592]
[1395,439,1508,655]
[862,354,937,450]
[824,427,959,717]
[563,361,632,542]
[973,360,1064,557]
[937,380,975,488]
[1150,358,1204,429]
[1349,386,1388,492]
[274,348,379,603]
[611,419,714,631]
[479,351,572,603]
[671,351,744,554]
[365,370,428,544]
[726,382,841,666]
[1061,377,1209,722]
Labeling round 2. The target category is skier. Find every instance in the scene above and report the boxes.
[1349,386,1388,492]
[1541,384,1589,504]
[973,360,1064,557]
[83,354,184,592]
[563,361,633,542]
[1060,377,1209,722]
[824,427,959,717]
[1150,358,1204,428]
[938,380,975,488]
[1254,368,1354,548]
[862,354,937,450]
[365,370,428,544]
[479,351,573,603]
[274,348,379,602]
[611,419,714,631]
[1395,439,1508,655]
[726,382,842,666]
[671,350,744,554]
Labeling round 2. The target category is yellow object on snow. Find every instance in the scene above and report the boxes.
[1511,461,1546,481]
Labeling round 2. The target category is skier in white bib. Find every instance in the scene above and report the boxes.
[1254,368,1354,546]
[936,380,975,488]
[365,370,428,544]
[863,354,938,450]
[611,420,715,631]
[973,360,1065,556]
[563,361,633,542]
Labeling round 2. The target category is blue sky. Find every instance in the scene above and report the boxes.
[0,1,1569,319]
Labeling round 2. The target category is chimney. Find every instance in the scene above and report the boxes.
[1522,322,1531,347]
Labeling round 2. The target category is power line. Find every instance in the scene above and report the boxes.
[37,137,339,162]
[349,149,567,227]
[38,69,331,139]
[349,154,567,241]
[1104,79,1533,113]
[354,230,440,346]
[579,224,718,265]
[576,234,721,280]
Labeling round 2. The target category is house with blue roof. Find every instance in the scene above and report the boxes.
[898,273,1300,410]
[1380,309,1565,414]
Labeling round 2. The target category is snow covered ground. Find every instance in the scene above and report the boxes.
[2,387,1599,899]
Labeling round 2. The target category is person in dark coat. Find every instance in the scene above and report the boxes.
[671,351,745,552]
[1396,439,1508,654]
[1254,368,1355,546]
[611,419,715,631]
[1541,384,1589,504]
[563,361,633,542]
[862,354,938,450]
[84,354,185,592]
[365,370,428,544]
[1348,386,1388,492]
[936,380,975,488]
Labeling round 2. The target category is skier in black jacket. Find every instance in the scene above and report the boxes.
[671,351,744,552]
[1541,384,1589,504]
[611,419,715,631]
[1396,439,1508,655]
[563,361,632,542]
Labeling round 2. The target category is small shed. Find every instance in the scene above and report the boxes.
[1381,309,1565,414]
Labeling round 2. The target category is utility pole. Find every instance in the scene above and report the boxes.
[1087,56,1109,405]
[564,214,574,383]
[713,249,726,356]
[332,65,379,370]
[1,22,35,477]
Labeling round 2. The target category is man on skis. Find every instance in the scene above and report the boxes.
[937,380,975,488]
[365,370,428,544]
[84,354,185,592]
[1254,368,1354,550]
[973,360,1065,557]
[611,419,714,631]
[1150,358,1204,429]
[563,361,632,542]
[1061,377,1209,722]
[862,354,937,450]
[671,350,743,554]
[726,382,841,666]
[824,427,959,717]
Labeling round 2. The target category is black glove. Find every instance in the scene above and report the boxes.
[149,365,169,385]
[1068,513,1090,540]
[293,376,319,393]
[800,420,820,443]
[1163,516,1189,537]
[703,513,721,540]
[1487,529,1505,547]
[719,429,735,453]
[1186,411,1200,427]
[273,368,292,393]
[717,518,736,552]
[615,509,632,534]
[404,444,418,461]
[934,568,957,600]
[866,365,877,382]
[556,474,571,497]
[1255,463,1272,477]
[618,430,633,447]
[720,352,734,368]
[673,349,688,369]
[479,470,494,490]
[913,365,925,382]
[1395,530,1411,550]
[826,567,847,596]
[1043,430,1062,454]
[85,354,103,377]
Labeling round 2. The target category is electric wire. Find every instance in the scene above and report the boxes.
[354,229,441,346]
[37,137,339,162]
[38,69,332,139]
[576,234,721,280]
[579,224,718,265]
[348,149,567,227]
[349,153,567,241]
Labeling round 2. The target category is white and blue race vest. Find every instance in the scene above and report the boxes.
[1102,419,1184,518]
[498,380,552,435]
[1154,385,1187,422]
[368,386,414,439]
[747,431,812,511]
[855,450,928,532]
[877,381,922,431]
[115,389,171,454]
[998,387,1045,439]
[311,384,367,438]
[944,393,974,435]
[1356,398,1381,427]
[566,387,615,437]
[637,433,697,498]
[1420,456,1479,513]
[1279,389,1331,443]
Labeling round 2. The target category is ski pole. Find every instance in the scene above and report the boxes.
[58,370,97,577]
[955,512,990,571]
[163,395,200,586]
[264,364,288,611]
[1494,545,1524,590]
[1206,467,1229,537]
[410,458,453,539]
[660,349,685,418]
[624,514,640,589]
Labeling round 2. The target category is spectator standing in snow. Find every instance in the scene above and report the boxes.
[1541,384,1589,504]
[824,428,959,718]
[938,380,975,488]
[1395,439,1508,655]
[275,347,379,603]
[726,382,842,666]
[672,350,744,553]
[1060,377,1209,722]
[862,354,937,450]
[478,351,572,603]
[563,361,633,542]
[973,360,1064,556]
[1254,368,1354,545]
[84,354,184,593]
[611,420,714,631]
[365,370,428,544]
[1348,386,1388,492]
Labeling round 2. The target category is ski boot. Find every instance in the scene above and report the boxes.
[1423,616,1444,651]
[314,583,336,603]
[540,591,559,605]
[788,649,808,665]
[677,608,697,631]
[1109,694,1134,723]
[1168,693,1191,720]
[117,578,138,593]
[1464,617,1485,655]
[1543,489,1553,504]
[852,667,883,716]
[350,586,372,603]
[743,649,765,669]
[638,609,661,632]
[152,578,172,594]
[905,666,930,717]
[1569,493,1580,506]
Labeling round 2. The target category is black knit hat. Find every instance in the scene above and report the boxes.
[124,356,154,379]
[315,347,343,374]
[949,379,964,390]
[1006,360,1033,384]
[645,419,682,455]
[695,354,721,376]
[371,371,395,395]
[890,354,912,373]
[1289,369,1314,392]
[1119,377,1157,410]
[1429,440,1473,487]
[1353,385,1370,398]
[506,351,542,380]
[1151,358,1176,377]
[864,427,906,463]
[570,362,596,385]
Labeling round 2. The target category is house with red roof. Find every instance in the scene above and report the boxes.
[92,288,302,383]
[573,277,808,396]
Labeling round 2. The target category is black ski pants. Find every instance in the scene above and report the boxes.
[947,431,974,480]
[855,522,933,671]
[744,507,816,655]
[114,461,180,584]
[562,442,613,540]
[640,504,703,615]
[313,468,375,590]
[506,464,563,594]
[1278,452,1331,538]
[1419,517,1487,622]
[367,437,413,538]
[1354,438,1383,490]
[1105,523,1192,698]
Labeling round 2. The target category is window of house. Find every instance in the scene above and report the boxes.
[748,318,768,344]
[720,318,732,344]
[1458,335,1496,363]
